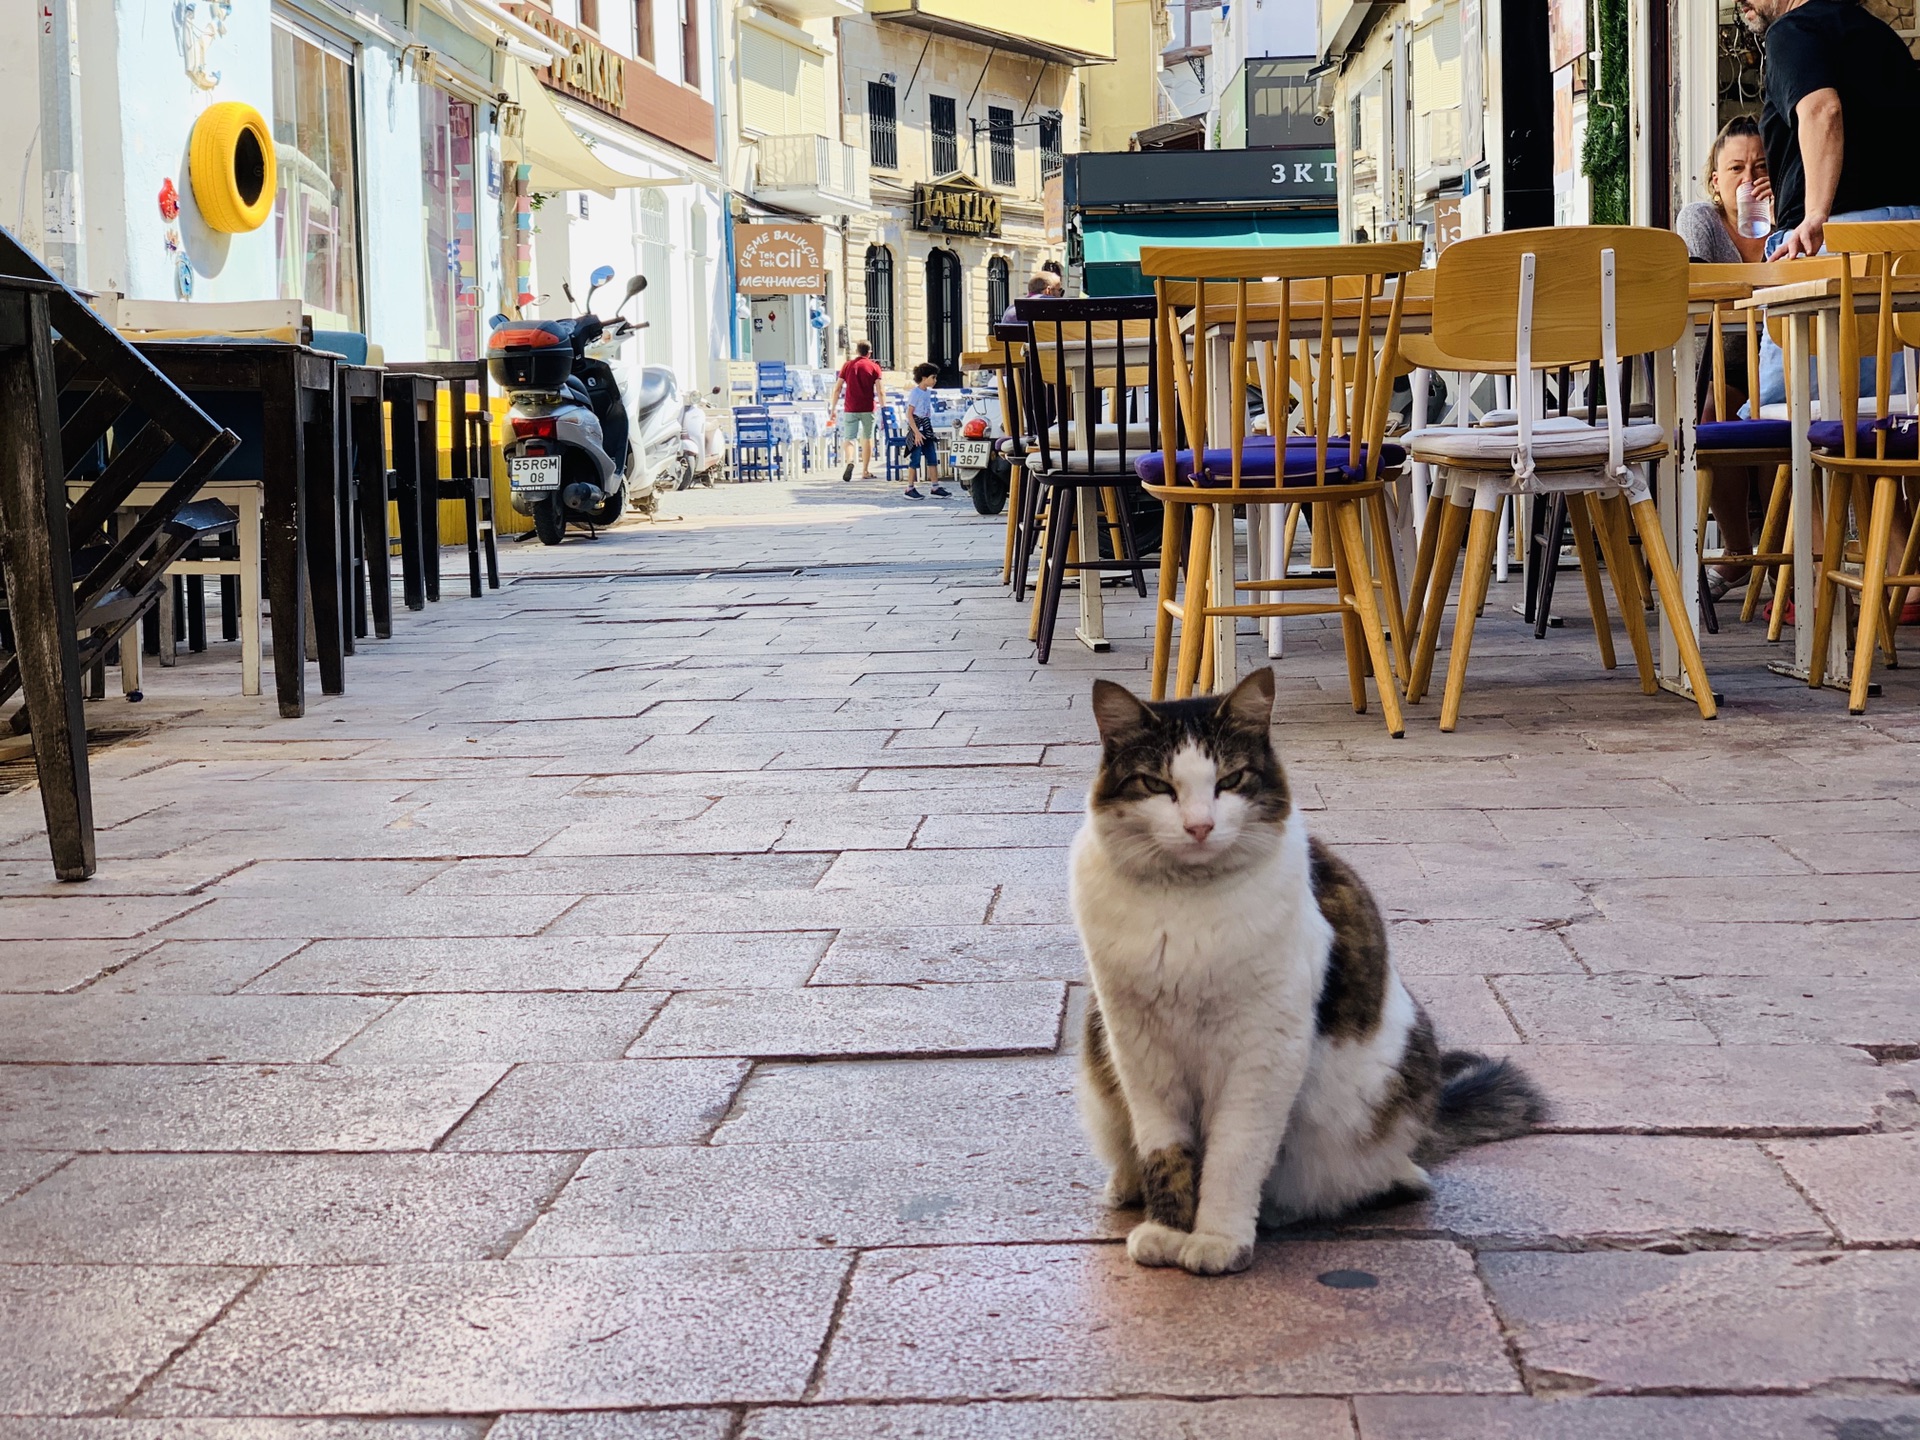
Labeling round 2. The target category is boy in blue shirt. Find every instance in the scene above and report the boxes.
[903,363,951,499]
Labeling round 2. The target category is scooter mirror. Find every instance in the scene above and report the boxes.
[626,275,648,297]
[590,265,617,288]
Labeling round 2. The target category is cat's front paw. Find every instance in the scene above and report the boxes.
[1104,1167,1143,1210]
[1176,1229,1254,1276]
[1125,1219,1187,1267]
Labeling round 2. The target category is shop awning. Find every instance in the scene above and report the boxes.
[500,63,680,197]
[1080,213,1341,266]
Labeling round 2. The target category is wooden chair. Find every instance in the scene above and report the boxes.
[978,328,1032,587]
[1013,296,1157,664]
[1804,222,1920,712]
[1407,226,1716,730]
[1687,262,1836,635]
[1137,242,1421,736]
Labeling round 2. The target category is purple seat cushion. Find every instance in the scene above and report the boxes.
[1696,419,1792,450]
[1133,437,1407,487]
[1808,417,1920,458]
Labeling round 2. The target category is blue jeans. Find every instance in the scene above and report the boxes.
[906,438,938,470]
[1755,205,1920,410]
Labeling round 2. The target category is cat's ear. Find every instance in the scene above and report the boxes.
[1221,667,1276,729]
[1090,678,1151,743]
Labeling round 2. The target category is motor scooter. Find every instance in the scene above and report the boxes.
[488,265,653,545]
[676,388,727,489]
[953,392,1012,515]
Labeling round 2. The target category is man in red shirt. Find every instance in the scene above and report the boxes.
[830,341,887,481]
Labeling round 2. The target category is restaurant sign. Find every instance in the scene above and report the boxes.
[913,175,1002,238]
[736,223,827,293]
[515,8,628,115]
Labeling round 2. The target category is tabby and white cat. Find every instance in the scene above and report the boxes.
[1071,667,1546,1276]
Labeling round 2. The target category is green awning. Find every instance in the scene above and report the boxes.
[1080,213,1340,265]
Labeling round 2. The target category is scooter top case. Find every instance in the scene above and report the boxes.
[489,320,578,390]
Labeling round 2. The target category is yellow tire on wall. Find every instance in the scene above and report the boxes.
[189,103,277,233]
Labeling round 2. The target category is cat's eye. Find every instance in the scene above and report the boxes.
[1216,769,1250,792]
[1130,775,1175,797]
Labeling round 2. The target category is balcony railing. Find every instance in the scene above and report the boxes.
[755,134,871,213]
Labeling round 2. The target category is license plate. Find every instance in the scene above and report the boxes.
[955,440,992,469]
[508,455,561,491]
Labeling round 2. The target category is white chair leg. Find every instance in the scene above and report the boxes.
[1495,496,1511,583]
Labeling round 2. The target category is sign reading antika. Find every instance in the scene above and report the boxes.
[913,175,1002,238]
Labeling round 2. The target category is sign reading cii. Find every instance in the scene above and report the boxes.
[736,223,827,293]
[913,175,1002,237]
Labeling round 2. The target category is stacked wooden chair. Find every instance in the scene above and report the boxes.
[0,226,238,879]
[1803,221,1920,712]
[1136,244,1420,735]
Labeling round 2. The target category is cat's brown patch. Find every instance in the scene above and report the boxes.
[1084,994,1123,1100]
[1141,1144,1199,1231]
[1371,1003,1442,1142]
[1309,837,1390,1041]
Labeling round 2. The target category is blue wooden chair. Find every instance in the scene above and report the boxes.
[733,408,782,484]
[882,402,913,482]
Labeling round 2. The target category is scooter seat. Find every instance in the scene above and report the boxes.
[635,367,677,418]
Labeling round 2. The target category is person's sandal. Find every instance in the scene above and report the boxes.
[1706,570,1746,603]
[842,462,854,482]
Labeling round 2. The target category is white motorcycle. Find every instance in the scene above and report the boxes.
[675,387,728,489]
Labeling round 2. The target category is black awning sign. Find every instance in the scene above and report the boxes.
[913,175,1003,237]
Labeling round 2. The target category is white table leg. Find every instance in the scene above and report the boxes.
[1211,500,1237,691]
[1267,504,1285,658]
[1655,332,1701,695]
[1815,310,1852,684]
[1073,481,1108,653]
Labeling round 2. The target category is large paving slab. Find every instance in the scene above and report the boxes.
[0,995,389,1063]
[1766,1132,1920,1245]
[1481,1249,1920,1392]
[0,1153,578,1264]
[740,1400,1356,1438]
[439,1058,749,1151]
[1354,1396,1920,1439]
[133,1253,850,1415]
[0,1263,252,1415]
[817,1241,1520,1400]
[628,982,1065,1059]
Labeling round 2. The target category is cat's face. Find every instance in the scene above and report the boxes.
[1086,669,1292,879]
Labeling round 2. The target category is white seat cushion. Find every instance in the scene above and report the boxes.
[1411,416,1668,467]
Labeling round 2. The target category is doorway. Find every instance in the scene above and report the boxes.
[925,248,964,387]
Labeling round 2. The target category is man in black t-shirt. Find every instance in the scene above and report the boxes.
[1739,0,1920,258]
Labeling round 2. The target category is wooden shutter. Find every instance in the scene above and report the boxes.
[739,26,788,135]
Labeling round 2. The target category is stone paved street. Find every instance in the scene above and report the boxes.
[3,471,1920,1437]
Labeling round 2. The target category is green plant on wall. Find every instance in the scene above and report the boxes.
[1581,0,1630,223]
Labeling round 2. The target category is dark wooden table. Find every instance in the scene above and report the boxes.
[383,372,439,612]
[386,359,499,600]
[131,341,342,717]
[338,363,391,643]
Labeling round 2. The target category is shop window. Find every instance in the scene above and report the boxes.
[1039,115,1062,177]
[986,256,1011,324]
[930,95,957,176]
[638,189,671,366]
[421,88,480,362]
[868,82,897,169]
[270,17,362,332]
[635,0,654,63]
[863,244,894,368]
[989,105,1015,187]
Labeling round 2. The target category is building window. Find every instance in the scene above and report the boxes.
[868,81,897,169]
[863,244,894,368]
[930,94,957,175]
[680,0,698,88]
[270,18,362,332]
[989,105,1015,187]
[579,0,599,31]
[638,189,670,366]
[421,88,479,361]
[634,0,654,63]
[1039,114,1062,177]
[986,256,1011,324]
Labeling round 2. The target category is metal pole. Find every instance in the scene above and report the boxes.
[37,0,86,285]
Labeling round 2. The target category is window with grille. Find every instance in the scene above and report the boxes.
[864,245,894,368]
[930,95,957,175]
[986,256,1011,324]
[868,81,897,169]
[1039,114,1062,177]
[989,105,1015,187]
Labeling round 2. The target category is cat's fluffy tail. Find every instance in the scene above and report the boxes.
[1421,1050,1549,1162]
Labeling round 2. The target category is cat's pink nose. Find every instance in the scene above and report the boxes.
[1184,819,1214,843]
